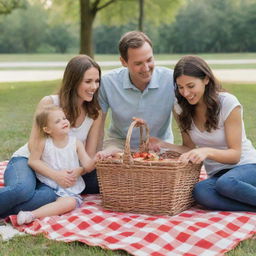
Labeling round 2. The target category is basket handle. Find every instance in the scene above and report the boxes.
[123,120,150,165]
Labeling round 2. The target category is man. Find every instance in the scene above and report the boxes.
[98,31,175,152]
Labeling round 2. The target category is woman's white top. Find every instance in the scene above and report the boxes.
[12,94,94,158]
[177,92,256,177]
[36,136,85,196]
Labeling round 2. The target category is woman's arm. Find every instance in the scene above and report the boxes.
[179,106,242,164]
[148,111,195,153]
[77,140,96,174]
[149,133,194,154]
[85,111,103,158]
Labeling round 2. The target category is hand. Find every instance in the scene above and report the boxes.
[148,136,162,152]
[54,169,77,188]
[132,117,145,126]
[96,151,110,160]
[179,148,207,164]
[72,167,84,177]
[96,149,122,160]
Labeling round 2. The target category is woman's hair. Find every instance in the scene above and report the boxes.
[174,55,222,132]
[59,55,101,127]
[35,105,62,137]
[119,31,152,62]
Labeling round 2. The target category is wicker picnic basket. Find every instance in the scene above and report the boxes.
[96,120,202,216]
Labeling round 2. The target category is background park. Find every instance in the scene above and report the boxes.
[0,0,256,255]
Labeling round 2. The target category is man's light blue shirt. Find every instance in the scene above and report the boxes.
[99,66,175,149]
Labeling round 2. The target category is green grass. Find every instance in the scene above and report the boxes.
[1,80,256,255]
[0,234,129,256]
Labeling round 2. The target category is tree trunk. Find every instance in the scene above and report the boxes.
[79,0,95,58]
[138,0,144,31]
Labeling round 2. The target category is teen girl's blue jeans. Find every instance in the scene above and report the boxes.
[193,164,256,211]
[0,157,99,218]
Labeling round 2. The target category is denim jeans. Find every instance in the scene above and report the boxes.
[193,164,256,211]
[81,169,99,194]
[0,157,58,218]
[0,157,100,218]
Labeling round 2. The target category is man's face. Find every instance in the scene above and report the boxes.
[120,42,154,89]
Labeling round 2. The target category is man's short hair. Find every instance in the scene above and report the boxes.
[119,31,153,62]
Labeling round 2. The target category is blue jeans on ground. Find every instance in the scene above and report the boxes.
[0,157,57,218]
[0,157,100,218]
[193,164,256,211]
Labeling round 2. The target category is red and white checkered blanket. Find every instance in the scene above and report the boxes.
[1,161,256,256]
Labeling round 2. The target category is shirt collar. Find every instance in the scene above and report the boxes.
[122,68,159,90]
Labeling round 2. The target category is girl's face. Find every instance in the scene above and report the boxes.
[77,67,100,103]
[43,110,70,136]
[176,75,209,105]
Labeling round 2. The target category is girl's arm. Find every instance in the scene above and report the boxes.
[28,139,77,188]
[77,139,96,174]
[28,139,57,180]
[85,111,103,158]
[179,106,242,164]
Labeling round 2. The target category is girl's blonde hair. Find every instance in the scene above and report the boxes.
[35,105,63,137]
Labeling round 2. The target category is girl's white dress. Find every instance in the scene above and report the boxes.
[36,136,85,204]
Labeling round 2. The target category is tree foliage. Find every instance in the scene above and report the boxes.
[161,0,256,53]
[0,0,256,54]
[0,0,26,14]
[48,0,184,57]
[0,2,74,53]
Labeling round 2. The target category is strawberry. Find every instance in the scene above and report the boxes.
[132,152,141,158]
[140,152,149,158]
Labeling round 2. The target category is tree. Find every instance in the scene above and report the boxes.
[50,0,184,57]
[138,0,144,31]
[0,0,26,14]
[79,0,118,57]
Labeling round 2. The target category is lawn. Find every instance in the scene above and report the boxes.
[0,79,256,255]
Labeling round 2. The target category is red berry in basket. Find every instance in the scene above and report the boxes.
[132,152,141,158]
[140,152,149,158]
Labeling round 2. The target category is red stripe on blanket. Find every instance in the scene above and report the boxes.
[0,161,8,187]
[1,161,256,256]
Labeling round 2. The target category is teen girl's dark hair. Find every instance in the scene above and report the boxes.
[174,55,222,132]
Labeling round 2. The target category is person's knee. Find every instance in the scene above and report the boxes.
[66,198,77,211]
[216,175,237,197]
[38,184,57,203]
[193,181,207,204]
[193,180,217,209]
[12,182,35,203]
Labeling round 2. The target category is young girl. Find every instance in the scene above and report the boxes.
[17,105,97,225]
[150,55,256,211]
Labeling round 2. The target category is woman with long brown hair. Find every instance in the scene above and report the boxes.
[0,55,102,218]
[150,55,256,211]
